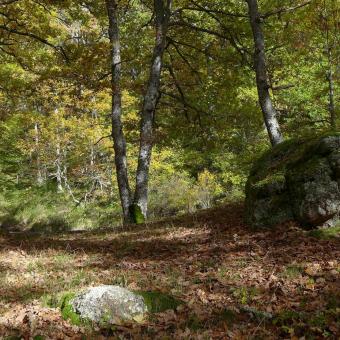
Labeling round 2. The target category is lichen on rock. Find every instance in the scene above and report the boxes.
[71,285,148,326]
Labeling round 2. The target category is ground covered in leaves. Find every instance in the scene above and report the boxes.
[0,204,339,339]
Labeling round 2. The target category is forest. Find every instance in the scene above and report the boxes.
[0,0,339,339]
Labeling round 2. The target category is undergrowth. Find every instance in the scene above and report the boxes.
[0,187,120,232]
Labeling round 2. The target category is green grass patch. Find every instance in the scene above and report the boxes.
[135,291,182,313]
[230,286,259,305]
[186,313,205,331]
[308,225,340,239]
[41,291,90,327]
[218,308,236,325]
[281,264,304,279]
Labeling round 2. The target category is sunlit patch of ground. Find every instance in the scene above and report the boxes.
[0,204,339,339]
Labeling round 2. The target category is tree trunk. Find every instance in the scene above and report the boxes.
[56,142,63,192]
[327,67,336,130]
[34,122,43,185]
[246,0,284,146]
[106,0,132,223]
[133,0,172,221]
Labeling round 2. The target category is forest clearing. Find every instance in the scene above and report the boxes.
[0,0,339,338]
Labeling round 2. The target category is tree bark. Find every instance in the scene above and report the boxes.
[246,0,284,146]
[106,0,132,223]
[325,21,337,130]
[34,122,43,185]
[56,142,63,192]
[327,67,336,130]
[133,0,172,220]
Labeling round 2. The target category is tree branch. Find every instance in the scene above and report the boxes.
[262,1,312,19]
[94,135,111,146]
[186,0,248,18]
[0,25,69,61]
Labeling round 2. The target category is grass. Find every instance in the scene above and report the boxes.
[0,187,121,232]
[136,291,182,313]
[0,203,339,338]
[230,286,259,305]
[308,225,340,239]
[280,264,304,279]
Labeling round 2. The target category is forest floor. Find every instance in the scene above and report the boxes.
[0,203,339,339]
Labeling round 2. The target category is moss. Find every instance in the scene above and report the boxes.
[129,204,145,224]
[280,264,304,279]
[308,225,340,240]
[59,293,82,325]
[249,138,305,181]
[41,291,90,326]
[254,172,286,188]
[249,132,340,184]
[135,291,182,313]
[287,155,331,182]
[246,132,340,228]
[273,309,302,326]
[251,172,286,199]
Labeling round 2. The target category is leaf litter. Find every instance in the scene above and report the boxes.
[0,204,339,339]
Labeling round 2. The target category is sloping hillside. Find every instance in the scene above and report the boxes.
[1,204,339,339]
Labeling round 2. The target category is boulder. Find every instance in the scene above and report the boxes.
[71,285,147,325]
[245,133,340,229]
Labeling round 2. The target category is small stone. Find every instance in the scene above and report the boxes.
[71,285,147,325]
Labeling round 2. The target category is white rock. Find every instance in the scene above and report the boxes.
[71,285,147,325]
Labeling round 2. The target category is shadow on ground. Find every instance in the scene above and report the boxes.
[0,203,339,338]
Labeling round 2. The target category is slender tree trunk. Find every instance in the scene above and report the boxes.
[327,66,336,130]
[325,22,337,129]
[34,122,43,185]
[56,142,63,192]
[133,0,172,221]
[106,0,132,223]
[246,0,284,146]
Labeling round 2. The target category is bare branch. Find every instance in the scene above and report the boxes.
[262,1,312,19]
[0,25,69,61]
[94,135,111,146]
[186,0,248,18]
[164,61,190,121]
[167,39,202,82]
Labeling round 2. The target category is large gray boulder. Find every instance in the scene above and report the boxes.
[245,133,340,229]
[71,285,147,325]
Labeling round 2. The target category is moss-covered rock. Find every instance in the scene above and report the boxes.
[70,285,147,325]
[41,291,86,326]
[245,133,340,229]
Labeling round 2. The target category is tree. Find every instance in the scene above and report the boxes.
[106,0,131,222]
[246,0,284,146]
[319,0,338,130]
[0,0,336,229]
[106,0,172,223]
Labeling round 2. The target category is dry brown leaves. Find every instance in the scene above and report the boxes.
[0,204,339,339]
